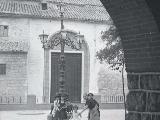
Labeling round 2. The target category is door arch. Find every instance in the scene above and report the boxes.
[43,30,90,103]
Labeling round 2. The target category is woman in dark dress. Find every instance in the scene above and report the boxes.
[80,93,100,120]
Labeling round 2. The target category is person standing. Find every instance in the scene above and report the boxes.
[51,96,60,116]
[79,93,100,120]
[49,95,60,120]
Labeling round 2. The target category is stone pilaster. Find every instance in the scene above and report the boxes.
[126,73,160,120]
[43,48,50,103]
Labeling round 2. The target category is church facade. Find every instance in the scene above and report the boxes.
[0,0,109,103]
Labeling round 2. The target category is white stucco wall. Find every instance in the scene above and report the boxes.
[0,18,30,41]
[0,17,108,101]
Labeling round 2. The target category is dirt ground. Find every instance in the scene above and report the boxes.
[0,109,125,120]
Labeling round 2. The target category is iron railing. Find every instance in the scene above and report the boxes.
[101,95,124,103]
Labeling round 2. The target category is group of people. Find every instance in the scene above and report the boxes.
[48,93,100,120]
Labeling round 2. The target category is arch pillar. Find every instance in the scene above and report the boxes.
[101,0,160,119]
[126,73,160,120]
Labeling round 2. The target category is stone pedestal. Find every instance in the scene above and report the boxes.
[126,73,160,120]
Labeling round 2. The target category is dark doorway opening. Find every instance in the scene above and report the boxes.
[50,52,82,103]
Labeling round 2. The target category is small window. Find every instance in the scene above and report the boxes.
[41,3,47,10]
[0,64,6,75]
[0,25,8,37]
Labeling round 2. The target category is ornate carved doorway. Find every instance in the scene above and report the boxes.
[50,52,82,103]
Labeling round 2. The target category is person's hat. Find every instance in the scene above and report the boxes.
[88,93,94,97]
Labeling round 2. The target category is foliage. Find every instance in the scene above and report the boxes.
[97,65,126,96]
[96,20,124,72]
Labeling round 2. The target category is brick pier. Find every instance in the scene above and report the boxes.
[100,0,160,120]
[126,73,160,120]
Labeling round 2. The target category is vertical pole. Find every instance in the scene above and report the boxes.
[59,38,65,94]
[42,30,45,102]
[43,30,45,103]
[59,4,66,96]
[122,61,127,118]
[60,6,64,30]
[42,30,46,102]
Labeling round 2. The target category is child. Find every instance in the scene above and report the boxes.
[50,96,60,117]
[70,105,81,120]
[65,100,73,119]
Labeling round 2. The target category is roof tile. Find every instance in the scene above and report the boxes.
[0,0,109,23]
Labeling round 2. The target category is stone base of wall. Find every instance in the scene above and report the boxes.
[27,95,36,105]
[126,73,160,120]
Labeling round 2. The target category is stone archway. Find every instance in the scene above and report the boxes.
[100,0,160,119]
[42,30,90,103]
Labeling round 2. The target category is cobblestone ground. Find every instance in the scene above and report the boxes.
[0,109,124,120]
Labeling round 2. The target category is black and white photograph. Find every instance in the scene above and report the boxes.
[0,0,159,120]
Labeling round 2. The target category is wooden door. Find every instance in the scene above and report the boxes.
[50,52,82,103]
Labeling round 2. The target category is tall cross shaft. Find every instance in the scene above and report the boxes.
[58,4,66,96]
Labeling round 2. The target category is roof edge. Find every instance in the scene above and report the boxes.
[0,13,109,24]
